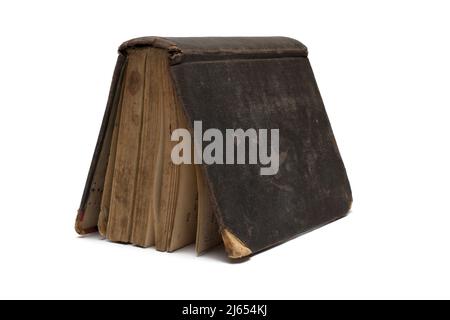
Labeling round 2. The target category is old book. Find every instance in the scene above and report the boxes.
[75,37,352,259]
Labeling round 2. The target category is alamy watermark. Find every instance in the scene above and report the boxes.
[171,121,279,176]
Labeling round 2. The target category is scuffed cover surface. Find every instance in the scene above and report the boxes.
[77,54,127,233]
[169,54,352,254]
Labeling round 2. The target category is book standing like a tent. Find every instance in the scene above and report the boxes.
[75,37,352,259]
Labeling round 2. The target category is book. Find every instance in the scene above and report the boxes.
[75,36,352,259]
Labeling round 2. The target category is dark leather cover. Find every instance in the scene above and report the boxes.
[77,54,126,233]
[80,37,352,256]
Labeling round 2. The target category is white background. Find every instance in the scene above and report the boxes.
[0,0,449,299]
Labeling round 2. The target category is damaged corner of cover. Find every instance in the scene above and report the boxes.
[221,229,252,259]
[75,209,98,235]
[75,210,85,235]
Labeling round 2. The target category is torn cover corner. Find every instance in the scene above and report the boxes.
[221,229,252,259]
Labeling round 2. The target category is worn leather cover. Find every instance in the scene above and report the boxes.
[79,37,352,256]
[76,54,126,233]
